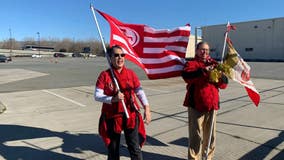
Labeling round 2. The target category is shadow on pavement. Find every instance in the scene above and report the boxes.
[119,145,185,160]
[169,137,188,147]
[0,124,105,160]
[143,151,185,160]
[239,131,284,160]
[0,124,186,160]
[119,134,184,159]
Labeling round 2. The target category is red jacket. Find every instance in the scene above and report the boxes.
[96,66,146,147]
[182,57,228,112]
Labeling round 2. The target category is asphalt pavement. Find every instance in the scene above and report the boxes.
[0,57,283,160]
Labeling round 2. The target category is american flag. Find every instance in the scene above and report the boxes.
[96,9,191,79]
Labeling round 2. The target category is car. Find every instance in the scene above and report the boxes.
[53,53,66,57]
[72,52,83,57]
[6,56,12,61]
[31,54,42,58]
[89,54,96,58]
[0,55,11,63]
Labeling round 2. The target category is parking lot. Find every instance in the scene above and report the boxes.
[0,57,283,159]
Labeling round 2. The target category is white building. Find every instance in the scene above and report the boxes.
[201,17,284,61]
[185,35,201,58]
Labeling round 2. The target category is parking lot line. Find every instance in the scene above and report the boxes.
[42,89,86,107]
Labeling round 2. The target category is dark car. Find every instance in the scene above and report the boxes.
[53,53,66,57]
[72,52,83,57]
[0,55,11,62]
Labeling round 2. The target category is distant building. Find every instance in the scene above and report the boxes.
[201,17,284,61]
[186,35,201,58]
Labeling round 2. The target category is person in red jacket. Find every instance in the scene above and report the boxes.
[182,42,228,160]
[94,45,151,160]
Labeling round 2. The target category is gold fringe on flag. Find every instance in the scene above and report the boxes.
[209,63,233,83]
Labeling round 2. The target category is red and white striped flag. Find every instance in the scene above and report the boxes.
[96,9,191,79]
[224,38,260,106]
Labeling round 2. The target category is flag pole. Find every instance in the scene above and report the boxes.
[90,4,129,118]
[203,22,229,160]
[203,110,216,160]
[220,21,230,63]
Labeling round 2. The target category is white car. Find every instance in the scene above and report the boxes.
[89,54,96,58]
[31,54,42,58]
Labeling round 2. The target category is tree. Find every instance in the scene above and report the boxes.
[0,37,105,56]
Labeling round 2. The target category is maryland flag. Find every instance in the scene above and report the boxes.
[224,38,260,106]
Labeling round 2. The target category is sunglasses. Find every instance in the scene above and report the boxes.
[113,53,126,57]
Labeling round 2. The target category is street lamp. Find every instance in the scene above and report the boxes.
[36,32,40,56]
[9,28,12,54]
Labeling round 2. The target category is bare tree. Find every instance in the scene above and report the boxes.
[1,37,105,56]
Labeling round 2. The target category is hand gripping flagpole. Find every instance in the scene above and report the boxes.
[90,4,129,118]
[203,22,230,160]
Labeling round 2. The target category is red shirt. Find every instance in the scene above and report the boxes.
[96,66,146,147]
[182,57,228,112]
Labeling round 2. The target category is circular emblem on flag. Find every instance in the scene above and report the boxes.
[241,70,250,81]
[119,26,140,47]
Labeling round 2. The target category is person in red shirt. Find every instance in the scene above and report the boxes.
[182,42,228,160]
[94,45,151,160]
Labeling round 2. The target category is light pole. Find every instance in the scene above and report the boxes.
[9,28,12,54]
[36,32,40,56]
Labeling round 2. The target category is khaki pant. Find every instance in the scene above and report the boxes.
[188,107,216,160]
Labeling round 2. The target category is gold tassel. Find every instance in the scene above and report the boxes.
[209,68,221,83]
[209,63,233,83]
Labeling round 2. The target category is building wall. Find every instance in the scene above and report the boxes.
[185,35,201,58]
[201,17,284,61]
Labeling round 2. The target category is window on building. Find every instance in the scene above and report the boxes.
[210,48,216,52]
[245,48,254,52]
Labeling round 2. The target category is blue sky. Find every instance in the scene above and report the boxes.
[0,0,283,42]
